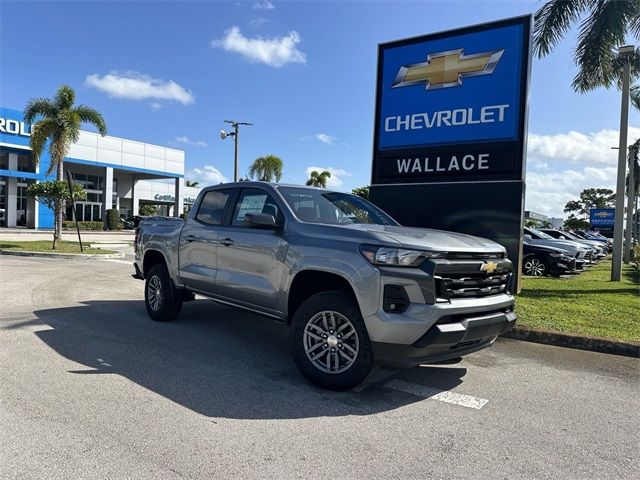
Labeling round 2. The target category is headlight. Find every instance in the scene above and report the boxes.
[359,245,446,267]
[549,252,564,258]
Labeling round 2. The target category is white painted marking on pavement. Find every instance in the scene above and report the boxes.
[101,259,132,265]
[385,379,489,410]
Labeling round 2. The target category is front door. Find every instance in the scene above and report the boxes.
[215,187,288,316]
[178,188,234,294]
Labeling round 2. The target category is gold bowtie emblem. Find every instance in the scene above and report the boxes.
[392,48,504,90]
[479,261,498,274]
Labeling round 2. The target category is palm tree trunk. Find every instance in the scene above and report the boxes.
[54,160,64,249]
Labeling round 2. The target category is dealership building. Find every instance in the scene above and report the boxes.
[0,107,201,229]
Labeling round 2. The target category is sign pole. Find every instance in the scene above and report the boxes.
[624,146,636,263]
[66,170,83,252]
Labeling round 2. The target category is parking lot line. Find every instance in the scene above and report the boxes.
[385,379,489,410]
[101,259,132,265]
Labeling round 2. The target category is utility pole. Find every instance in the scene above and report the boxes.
[624,145,636,263]
[221,120,253,182]
[612,45,634,281]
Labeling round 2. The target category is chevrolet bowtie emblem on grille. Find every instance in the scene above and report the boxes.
[479,261,498,274]
[392,48,505,90]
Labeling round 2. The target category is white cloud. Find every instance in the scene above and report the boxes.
[249,17,269,27]
[85,71,194,105]
[523,127,639,218]
[253,0,274,10]
[174,136,208,147]
[527,127,640,165]
[315,133,336,145]
[212,26,306,67]
[149,102,163,111]
[188,165,229,185]
[305,166,352,188]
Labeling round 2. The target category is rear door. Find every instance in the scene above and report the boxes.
[214,187,288,316]
[178,188,235,294]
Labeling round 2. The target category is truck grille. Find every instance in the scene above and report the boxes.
[436,273,511,299]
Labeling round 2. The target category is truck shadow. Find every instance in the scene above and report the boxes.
[24,299,468,420]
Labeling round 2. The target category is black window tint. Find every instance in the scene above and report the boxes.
[196,189,231,225]
[232,188,280,226]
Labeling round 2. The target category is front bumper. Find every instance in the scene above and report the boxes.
[372,309,516,368]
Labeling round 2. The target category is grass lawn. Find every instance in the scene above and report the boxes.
[0,241,113,255]
[515,260,640,343]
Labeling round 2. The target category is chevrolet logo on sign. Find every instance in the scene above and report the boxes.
[479,261,498,274]
[392,48,505,90]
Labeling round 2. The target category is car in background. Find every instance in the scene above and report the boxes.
[523,227,590,269]
[125,216,148,228]
[522,240,576,276]
[539,229,606,259]
[573,230,613,252]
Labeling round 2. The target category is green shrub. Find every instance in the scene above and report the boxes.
[106,209,122,230]
[62,221,104,231]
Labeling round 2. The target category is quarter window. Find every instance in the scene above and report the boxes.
[231,189,280,226]
[195,189,232,225]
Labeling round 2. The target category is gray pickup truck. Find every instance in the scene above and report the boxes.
[134,182,516,389]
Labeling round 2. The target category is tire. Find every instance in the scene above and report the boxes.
[522,256,548,277]
[289,291,373,390]
[144,263,183,322]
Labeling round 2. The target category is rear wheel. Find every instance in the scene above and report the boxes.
[145,263,183,321]
[290,291,373,390]
[523,256,548,276]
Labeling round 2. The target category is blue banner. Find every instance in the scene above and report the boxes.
[590,208,615,227]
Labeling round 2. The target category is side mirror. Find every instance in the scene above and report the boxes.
[523,234,532,240]
[559,235,566,240]
[244,213,279,229]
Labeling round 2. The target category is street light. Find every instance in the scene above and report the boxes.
[220,120,253,182]
[611,45,635,281]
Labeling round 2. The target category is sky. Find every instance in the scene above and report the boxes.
[1,0,638,219]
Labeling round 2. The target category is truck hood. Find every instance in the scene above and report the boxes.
[343,224,506,253]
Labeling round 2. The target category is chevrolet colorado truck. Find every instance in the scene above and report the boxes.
[133,182,516,390]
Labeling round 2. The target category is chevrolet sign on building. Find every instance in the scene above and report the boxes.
[369,16,531,290]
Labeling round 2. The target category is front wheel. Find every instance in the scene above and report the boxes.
[523,256,548,276]
[289,291,373,390]
[145,263,183,321]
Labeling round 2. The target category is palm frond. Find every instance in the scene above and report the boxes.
[74,105,107,136]
[533,0,588,58]
[29,119,57,167]
[23,97,57,123]
[54,85,76,110]
[573,0,638,92]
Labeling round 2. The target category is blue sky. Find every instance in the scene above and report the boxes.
[1,0,638,218]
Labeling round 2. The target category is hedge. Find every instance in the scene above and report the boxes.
[62,221,104,231]
[106,209,122,230]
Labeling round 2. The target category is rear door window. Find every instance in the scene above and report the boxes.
[195,189,232,225]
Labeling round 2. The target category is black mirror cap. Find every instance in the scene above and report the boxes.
[244,213,280,229]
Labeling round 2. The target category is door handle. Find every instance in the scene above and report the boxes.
[184,235,196,242]
[220,238,235,247]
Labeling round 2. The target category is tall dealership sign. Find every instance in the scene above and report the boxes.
[369,16,531,289]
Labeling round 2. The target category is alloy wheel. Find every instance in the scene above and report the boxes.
[147,275,163,311]
[303,311,359,374]
[524,258,546,276]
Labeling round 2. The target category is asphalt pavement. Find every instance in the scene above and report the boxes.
[0,254,638,479]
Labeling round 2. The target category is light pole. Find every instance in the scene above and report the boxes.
[221,120,253,182]
[624,145,637,263]
[611,45,634,281]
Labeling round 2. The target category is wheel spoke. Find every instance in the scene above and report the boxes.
[303,310,359,374]
[305,331,323,342]
[341,330,354,341]
[305,342,324,355]
[310,349,327,362]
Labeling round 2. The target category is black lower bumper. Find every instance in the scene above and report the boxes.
[372,310,517,368]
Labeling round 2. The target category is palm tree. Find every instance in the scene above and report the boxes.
[185,180,200,187]
[533,0,640,107]
[248,155,283,182]
[25,85,107,247]
[306,170,332,188]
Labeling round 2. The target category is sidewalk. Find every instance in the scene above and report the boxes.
[0,228,134,243]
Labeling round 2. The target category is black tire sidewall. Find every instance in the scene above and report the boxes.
[145,264,182,322]
[290,291,373,390]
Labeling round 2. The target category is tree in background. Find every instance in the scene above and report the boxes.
[185,180,200,187]
[306,170,332,188]
[564,188,616,221]
[27,181,85,249]
[564,215,592,231]
[534,0,640,108]
[139,204,159,216]
[24,85,107,248]
[351,186,370,200]
[248,155,283,182]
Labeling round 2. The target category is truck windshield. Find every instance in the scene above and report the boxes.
[277,187,398,226]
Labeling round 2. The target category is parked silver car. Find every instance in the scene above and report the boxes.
[133,182,517,389]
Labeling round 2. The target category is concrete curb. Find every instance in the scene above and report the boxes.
[501,326,639,358]
[0,249,125,260]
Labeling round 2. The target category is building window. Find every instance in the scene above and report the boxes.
[17,154,35,173]
[0,153,8,170]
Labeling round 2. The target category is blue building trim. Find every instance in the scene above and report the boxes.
[65,157,184,179]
